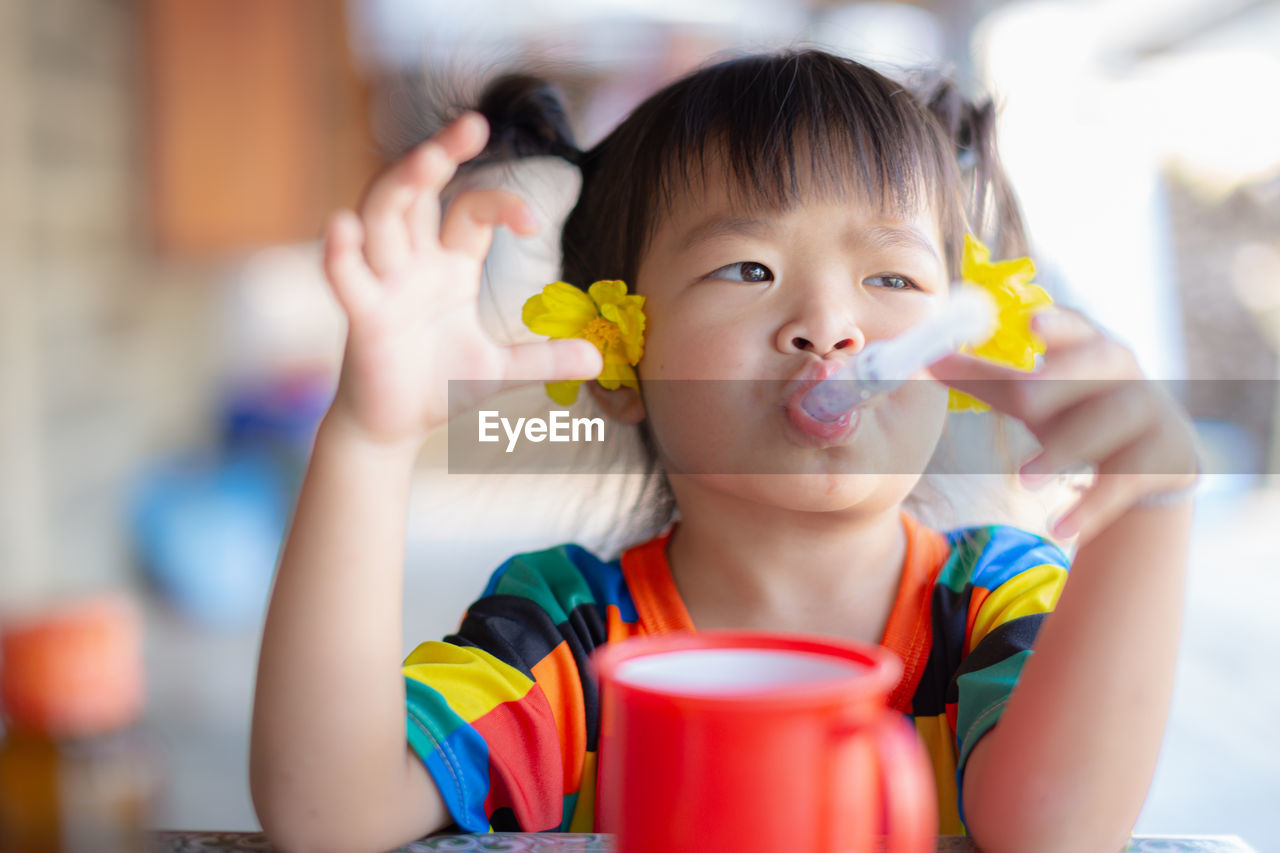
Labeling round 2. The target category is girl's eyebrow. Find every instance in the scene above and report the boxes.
[860,225,941,263]
[678,215,773,252]
[676,216,941,264]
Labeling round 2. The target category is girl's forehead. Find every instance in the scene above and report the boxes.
[651,163,945,257]
[651,137,941,231]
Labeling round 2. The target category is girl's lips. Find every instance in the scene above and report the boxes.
[782,360,858,439]
[784,397,862,445]
[783,359,844,408]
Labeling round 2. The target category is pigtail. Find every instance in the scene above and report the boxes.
[468,72,678,550]
[919,77,1029,261]
[471,73,583,167]
[472,75,678,543]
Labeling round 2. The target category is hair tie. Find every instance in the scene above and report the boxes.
[546,140,584,166]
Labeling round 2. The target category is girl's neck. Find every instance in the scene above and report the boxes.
[664,478,908,641]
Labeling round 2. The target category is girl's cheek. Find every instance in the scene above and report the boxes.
[643,316,739,379]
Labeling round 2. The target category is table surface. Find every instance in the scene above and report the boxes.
[149,831,1259,851]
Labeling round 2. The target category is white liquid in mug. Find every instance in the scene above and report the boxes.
[612,649,867,696]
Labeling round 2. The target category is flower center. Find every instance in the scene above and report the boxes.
[582,316,622,351]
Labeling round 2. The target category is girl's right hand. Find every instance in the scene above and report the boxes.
[322,112,602,447]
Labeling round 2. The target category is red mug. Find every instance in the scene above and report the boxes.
[593,631,937,853]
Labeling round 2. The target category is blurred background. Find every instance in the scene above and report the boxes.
[1,0,1278,846]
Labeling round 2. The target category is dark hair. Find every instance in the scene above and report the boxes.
[472,72,582,166]
[470,49,1026,290]
[915,73,1028,260]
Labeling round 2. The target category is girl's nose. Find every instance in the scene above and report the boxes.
[775,312,866,358]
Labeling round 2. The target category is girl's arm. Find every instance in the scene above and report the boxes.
[250,415,443,852]
[933,309,1199,853]
[249,113,599,852]
[962,503,1190,853]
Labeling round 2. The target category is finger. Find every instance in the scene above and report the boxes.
[1050,471,1142,542]
[1052,432,1191,540]
[1030,307,1100,351]
[927,353,1039,414]
[1018,386,1160,487]
[359,150,432,276]
[426,110,490,165]
[931,337,1139,426]
[358,112,489,215]
[498,339,603,389]
[1013,337,1141,425]
[406,112,491,250]
[407,192,441,255]
[323,210,380,319]
[359,112,491,275]
[439,188,539,261]
[928,351,1027,384]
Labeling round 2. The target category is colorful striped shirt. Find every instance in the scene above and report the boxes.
[403,511,1070,835]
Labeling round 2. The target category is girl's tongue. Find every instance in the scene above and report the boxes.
[783,359,845,410]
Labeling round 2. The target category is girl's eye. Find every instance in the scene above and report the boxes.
[709,261,774,283]
[864,274,918,291]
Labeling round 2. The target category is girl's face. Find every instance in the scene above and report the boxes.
[631,167,951,514]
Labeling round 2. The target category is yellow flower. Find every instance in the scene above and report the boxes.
[522,280,646,405]
[949,234,1054,412]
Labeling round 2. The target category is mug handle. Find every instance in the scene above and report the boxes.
[871,714,937,853]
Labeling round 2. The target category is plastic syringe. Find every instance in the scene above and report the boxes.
[799,286,998,423]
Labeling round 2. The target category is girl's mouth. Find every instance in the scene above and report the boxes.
[781,361,861,446]
[783,397,862,446]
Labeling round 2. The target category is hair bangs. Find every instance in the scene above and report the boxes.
[563,51,966,287]
[662,55,945,222]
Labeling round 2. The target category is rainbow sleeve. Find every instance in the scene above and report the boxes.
[403,544,640,833]
[939,525,1071,824]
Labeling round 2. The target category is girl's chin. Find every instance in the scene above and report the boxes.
[681,471,912,514]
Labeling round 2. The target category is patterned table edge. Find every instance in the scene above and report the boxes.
[148,831,1258,852]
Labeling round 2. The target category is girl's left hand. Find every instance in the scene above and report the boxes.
[929,308,1199,542]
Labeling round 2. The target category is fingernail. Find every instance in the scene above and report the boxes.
[1052,514,1079,539]
[1018,457,1048,487]
[1020,471,1049,488]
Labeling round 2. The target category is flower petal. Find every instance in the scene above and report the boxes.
[587,280,629,308]
[948,388,991,412]
[597,361,636,390]
[525,312,595,338]
[959,234,1052,374]
[523,280,647,397]
[604,299,646,364]
[545,380,583,406]
[523,282,598,338]
[542,281,598,314]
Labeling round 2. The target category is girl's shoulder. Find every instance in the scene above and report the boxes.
[478,541,636,623]
[936,523,1072,593]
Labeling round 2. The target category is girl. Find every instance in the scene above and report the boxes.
[250,51,1198,853]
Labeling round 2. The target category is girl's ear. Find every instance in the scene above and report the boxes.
[587,382,646,425]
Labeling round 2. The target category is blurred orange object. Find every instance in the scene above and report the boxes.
[0,595,157,852]
[1,595,144,737]
[143,0,382,255]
